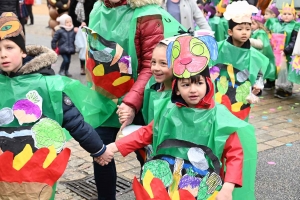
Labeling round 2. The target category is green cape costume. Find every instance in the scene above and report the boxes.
[265,18,300,84]
[209,16,227,42]
[88,2,186,128]
[0,74,115,200]
[148,98,257,199]
[142,77,172,124]
[251,29,277,80]
[212,40,269,121]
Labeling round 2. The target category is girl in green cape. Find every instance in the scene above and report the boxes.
[250,10,277,89]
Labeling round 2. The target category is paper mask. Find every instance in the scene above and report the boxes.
[167,35,218,78]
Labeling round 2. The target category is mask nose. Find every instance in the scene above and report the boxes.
[180,57,192,65]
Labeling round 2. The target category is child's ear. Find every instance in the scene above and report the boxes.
[176,90,180,95]
[22,52,27,58]
[228,29,233,36]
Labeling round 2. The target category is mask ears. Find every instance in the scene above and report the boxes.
[197,35,218,61]
[166,41,174,68]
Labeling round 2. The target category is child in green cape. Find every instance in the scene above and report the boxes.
[251,10,277,89]
[212,1,270,121]
[105,35,257,200]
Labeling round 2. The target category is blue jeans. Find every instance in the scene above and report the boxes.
[60,54,71,72]
[94,126,119,200]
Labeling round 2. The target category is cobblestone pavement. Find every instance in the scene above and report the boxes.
[27,3,300,199]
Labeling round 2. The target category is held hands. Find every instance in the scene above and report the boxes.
[116,103,135,130]
[216,182,235,200]
[252,85,261,96]
[94,143,119,166]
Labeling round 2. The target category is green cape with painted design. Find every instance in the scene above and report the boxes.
[251,29,277,80]
[152,98,257,199]
[88,1,186,128]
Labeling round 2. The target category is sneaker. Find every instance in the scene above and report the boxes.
[80,68,86,75]
[274,90,292,99]
[65,72,72,77]
[58,71,65,76]
[264,80,275,90]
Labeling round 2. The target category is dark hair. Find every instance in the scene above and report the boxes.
[173,74,208,95]
[228,19,251,30]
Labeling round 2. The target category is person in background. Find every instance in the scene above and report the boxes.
[17,0,27,35]
[25,0,34,25]
[162,0,211,31]
[0,0,19,16]
[51,14,76,77]
[69,0,97,75]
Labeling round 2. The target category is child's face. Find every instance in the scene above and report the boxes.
[251,20,259,31]
[176,76,207,108]
[151,46,172,84]
[264,10,276,20]
[228,23,251,46]
[0,39,26,73]
[65,18,73,27]
[281,11,295,23]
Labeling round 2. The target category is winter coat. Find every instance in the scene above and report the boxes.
[162,0,211,31]
[25,0,34,5]
[0,45,105,157]
[69,0,97,27]
[99,0,164,112]
[0,0,19,16]
[51,27,76,55]
[284,30,298,56]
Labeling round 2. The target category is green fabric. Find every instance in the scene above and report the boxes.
[50,183,56,200]
[251,29,277,80]
[152,98,257,199]
[288,56,300,84]
[141,77,172,124]
[265,18,300,47]
[0,74,116,129]
[209,16,227,42]
[89,2,186,128]
[213,40,269,84]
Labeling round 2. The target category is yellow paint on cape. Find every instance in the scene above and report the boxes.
[93,64,105,76]
[143,170,155,198]
[215,92,222,103]
[13,144,33,170]
[232,102,243,112]
[227,64,235,88]
[112,76,131,86]
[170,190,180,200]
[43,146,57,168]
[208,191,219,200]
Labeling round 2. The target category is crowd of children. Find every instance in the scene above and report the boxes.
[0,0,300,200]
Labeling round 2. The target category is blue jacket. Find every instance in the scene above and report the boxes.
[51,27,76,55]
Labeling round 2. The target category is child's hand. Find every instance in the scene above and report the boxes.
[118,110,131,124]
[252,85,261,95]
[216,182,234,200]
[116,103,135,130]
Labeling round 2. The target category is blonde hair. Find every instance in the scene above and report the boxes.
[253,19,269,34]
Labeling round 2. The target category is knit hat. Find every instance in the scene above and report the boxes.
[252,10,265,24]
[0,12,26,53]
[56,14,72,26]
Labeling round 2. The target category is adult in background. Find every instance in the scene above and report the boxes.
[0,0,19,16]
[25,0,34,25]
[69,0,97,75]
[162,0,211,31]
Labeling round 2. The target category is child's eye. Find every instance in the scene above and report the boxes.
[161,62,167,65]
[151,61,156,65]
[197,81,204,85]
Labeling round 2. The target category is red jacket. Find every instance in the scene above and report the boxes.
[25,0,34,5]
[104,0,164,112]
[116,78,244,187]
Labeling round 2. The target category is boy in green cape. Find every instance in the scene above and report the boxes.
[106,35,257,200]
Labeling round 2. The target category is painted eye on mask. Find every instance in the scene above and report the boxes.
[172,41,180,60]
[190,38,204,56]
[1,25,12,31]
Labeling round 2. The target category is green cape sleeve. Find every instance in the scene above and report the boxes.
[251,30,277,80]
